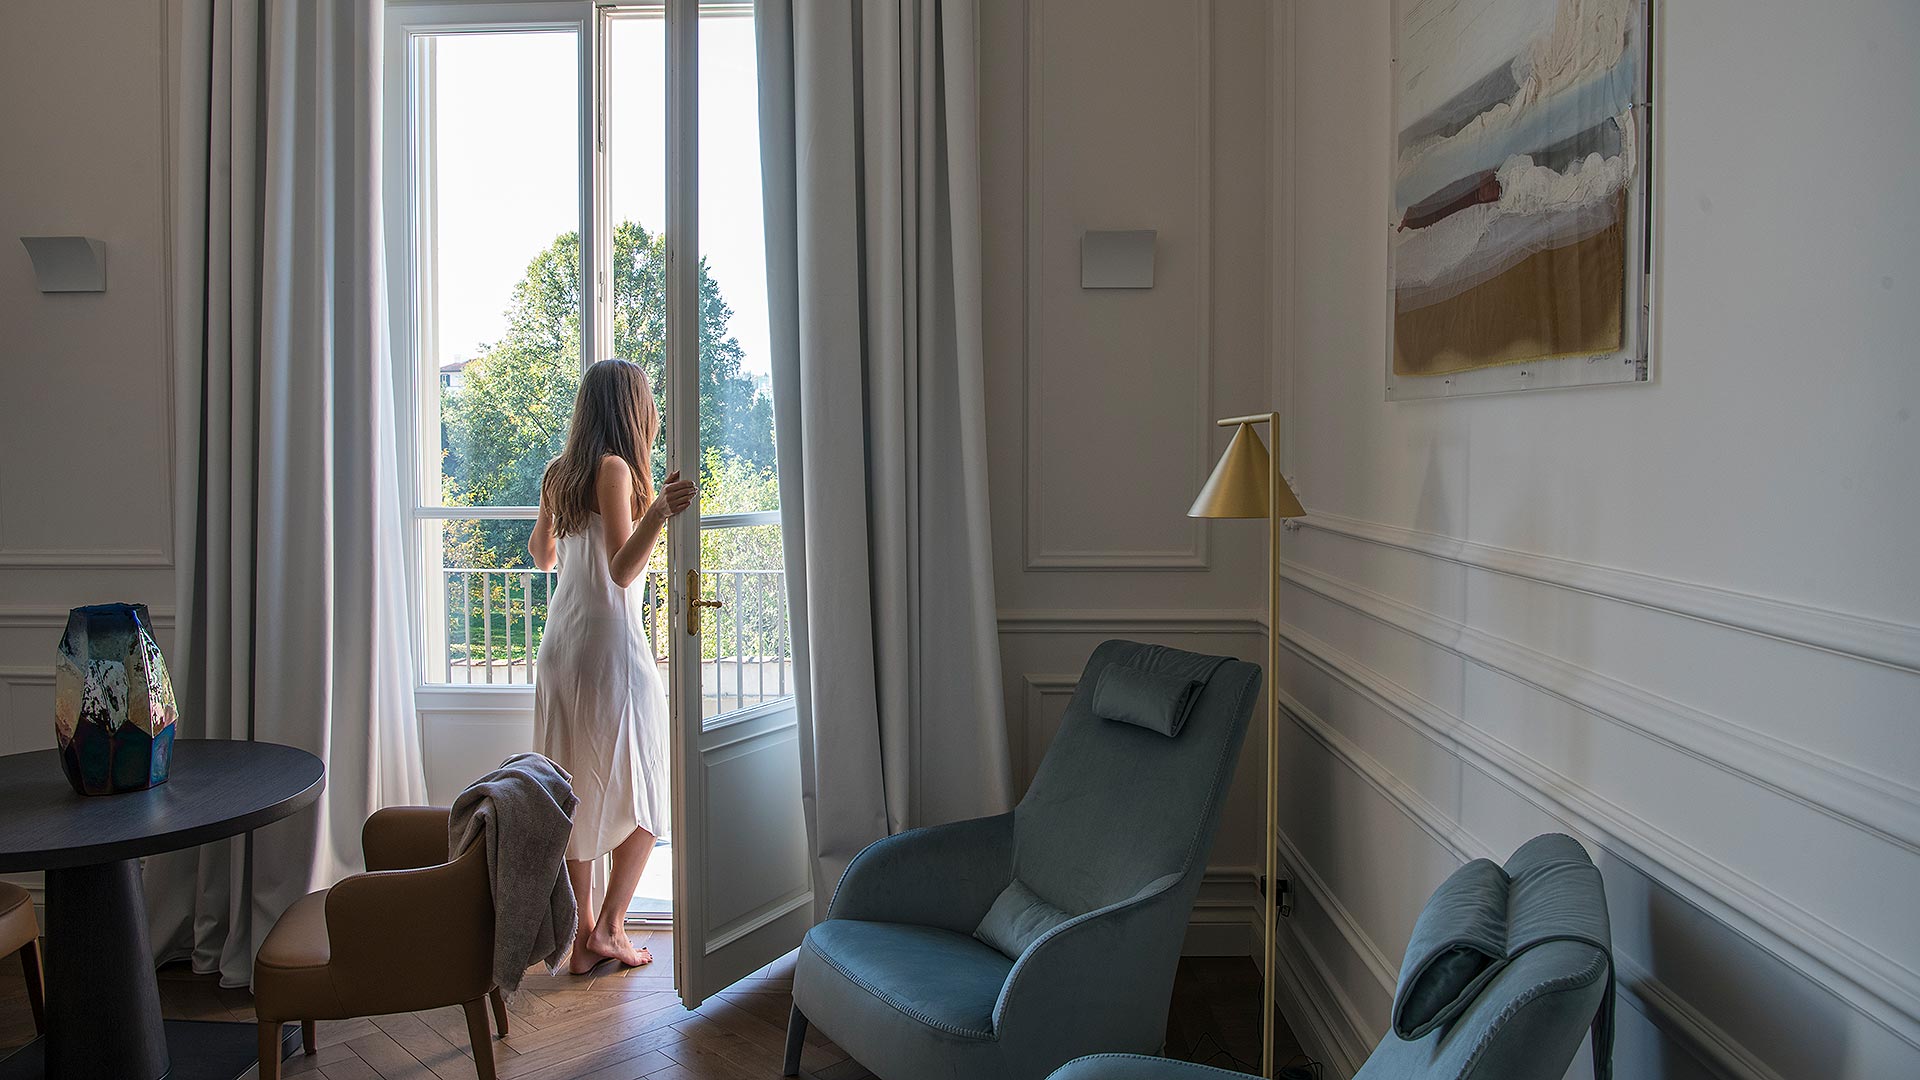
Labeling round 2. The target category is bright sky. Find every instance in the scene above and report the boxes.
[430,15,771,380]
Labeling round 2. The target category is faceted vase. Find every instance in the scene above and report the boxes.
[54,603,178,796]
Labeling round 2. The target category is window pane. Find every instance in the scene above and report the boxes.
[423,30,582,509]
[697,8,778,515]
[693,524,791,720]
[606,9,671,493]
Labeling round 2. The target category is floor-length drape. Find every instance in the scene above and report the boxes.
[151,0,427,987]
[758,0,1012,916]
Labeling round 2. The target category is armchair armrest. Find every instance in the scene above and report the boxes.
[827,812,1016,932]
[323,842,493,1014]
[363,806,453,871]
[992,872,1188,1039]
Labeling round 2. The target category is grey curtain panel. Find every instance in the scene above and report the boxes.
[757,0,1013,916]
[153,0,426,986]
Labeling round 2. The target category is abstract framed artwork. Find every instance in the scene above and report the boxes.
[1388,0,1653,400]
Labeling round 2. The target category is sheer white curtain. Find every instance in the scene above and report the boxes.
[758,0,1013,915]
[152,0,426,986]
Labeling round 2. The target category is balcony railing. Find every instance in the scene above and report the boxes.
[439,566,793,718]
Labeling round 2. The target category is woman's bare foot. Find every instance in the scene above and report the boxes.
[568,939,615,975]
[587,926,653,968]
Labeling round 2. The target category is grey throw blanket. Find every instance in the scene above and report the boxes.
[449,752,579,992]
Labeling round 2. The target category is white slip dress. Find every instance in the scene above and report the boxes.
[532,512,671,861]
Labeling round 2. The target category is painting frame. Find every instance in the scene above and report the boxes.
[1386,0,1655,401]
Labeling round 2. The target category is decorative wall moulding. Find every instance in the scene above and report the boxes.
[1271,614,1920,1052]
[1022,0,1214,572]
[1299,511,1920,675]
[1277,553,1920,854]
[996,609,1267,635]
[0,606,177,630]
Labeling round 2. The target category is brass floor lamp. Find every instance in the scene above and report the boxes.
[1187,413,1304,1079]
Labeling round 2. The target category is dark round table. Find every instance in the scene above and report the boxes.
[0,739,324,1080]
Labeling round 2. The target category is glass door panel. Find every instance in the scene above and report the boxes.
[605,4,675,921]
[664,0,810,1008]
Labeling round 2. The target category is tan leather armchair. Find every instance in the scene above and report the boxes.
[1,882,45,1037]
[254,807,510,1080]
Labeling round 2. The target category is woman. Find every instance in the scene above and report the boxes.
[530,359,696,973]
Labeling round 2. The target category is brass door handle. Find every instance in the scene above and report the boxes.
[686,569,724,635]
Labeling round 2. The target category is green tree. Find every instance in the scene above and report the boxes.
[437,222,783,667]
[441,222,777,562]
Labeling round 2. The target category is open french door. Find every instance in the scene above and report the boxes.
[655,0,812,1010]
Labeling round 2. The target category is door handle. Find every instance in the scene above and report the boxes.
[686,568,723,636]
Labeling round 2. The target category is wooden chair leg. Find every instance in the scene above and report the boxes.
[18,940,45,1036]
[488,987,509,1037]
[257,1020,283,1080]
[463,997,497,1080]
[301,1019,316,1054]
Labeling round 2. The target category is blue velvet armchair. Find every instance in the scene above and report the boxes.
[784,640,1262,1080]
[1045,833,1615,1080]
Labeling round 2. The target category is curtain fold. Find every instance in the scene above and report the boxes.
[758,0,1012,917]
[154,0,427,987]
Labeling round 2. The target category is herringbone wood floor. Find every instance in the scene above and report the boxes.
[0,934,1298,1079]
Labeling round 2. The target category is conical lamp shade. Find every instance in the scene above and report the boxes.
[1187,422,1306,519]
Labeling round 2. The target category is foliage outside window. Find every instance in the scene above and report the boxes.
[438,222,782,670]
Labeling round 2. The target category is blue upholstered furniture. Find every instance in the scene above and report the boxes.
[1045,833,1614,1080]
[783,640,1261,1080]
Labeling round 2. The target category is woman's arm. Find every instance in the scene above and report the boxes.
[597,459,650,589]
[529,503,557,571]
[602,459,698,589]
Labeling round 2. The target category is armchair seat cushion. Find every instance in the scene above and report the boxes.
[253,890,341,1019]
[802,919,1012,1038]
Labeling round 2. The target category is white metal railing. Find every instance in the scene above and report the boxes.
[438,566,792,717]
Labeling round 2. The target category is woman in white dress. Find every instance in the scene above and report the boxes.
[529,359,696,973]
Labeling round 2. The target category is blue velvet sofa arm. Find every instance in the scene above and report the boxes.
[827,812,1017,933]
[992,872,1190,1048]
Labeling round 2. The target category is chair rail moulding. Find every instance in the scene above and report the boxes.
[1296,511,1920,676]
[0,607,178,630]
[0,548,172,568]
[1021,0,1215,572]
[1275,556,1920,856]
[995,609,1268,635]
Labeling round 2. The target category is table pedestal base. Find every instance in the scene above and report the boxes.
[42,859,168,1077]
[0,857,300,1079]
[0,1020,301,1080]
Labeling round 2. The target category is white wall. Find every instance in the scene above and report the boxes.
[980,0,1279,953]
[1271,1,1920,1076]
[0,0,176,906]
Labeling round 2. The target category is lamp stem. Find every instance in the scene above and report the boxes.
[1263,413,1280,1079]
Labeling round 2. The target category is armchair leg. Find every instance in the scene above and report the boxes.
[257,1020,283,1080]
[18,939,44,1036]
[488,987,509,1037]
[302,1019,316,1054]
[464,997,498,1080]
[783,1003,808,1077]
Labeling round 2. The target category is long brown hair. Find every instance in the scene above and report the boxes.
[541,359,659,538]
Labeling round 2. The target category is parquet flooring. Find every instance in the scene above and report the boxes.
[0,935,1300,1079]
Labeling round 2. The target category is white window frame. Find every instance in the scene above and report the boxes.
[384,0,782,714]
[382,0,600,702]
